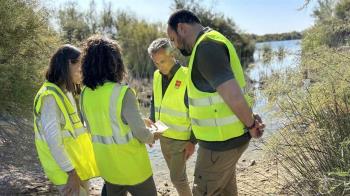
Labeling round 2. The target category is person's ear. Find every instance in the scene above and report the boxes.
[177,23,186,36]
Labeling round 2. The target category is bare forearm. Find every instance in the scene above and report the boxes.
[217,79,254,127]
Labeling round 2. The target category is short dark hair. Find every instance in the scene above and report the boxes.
[168,9,201,31]
[81,35,125,90]
[46,44,81,94]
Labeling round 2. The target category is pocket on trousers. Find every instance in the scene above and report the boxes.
[193,174,207,196]
[210,151,220,165]
[193,174,221,196]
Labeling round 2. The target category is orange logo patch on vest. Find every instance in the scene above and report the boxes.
[175,80,182,89]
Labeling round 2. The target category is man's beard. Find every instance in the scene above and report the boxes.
[178,36,191,56]
[179,48,191,56]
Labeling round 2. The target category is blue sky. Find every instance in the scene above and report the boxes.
[52,0,317,35]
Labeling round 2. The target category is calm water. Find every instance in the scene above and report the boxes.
[147,39,302,182]
[249,40,301,137]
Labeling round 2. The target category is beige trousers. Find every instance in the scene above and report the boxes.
[192,142,249,196]
[160,136,192,196]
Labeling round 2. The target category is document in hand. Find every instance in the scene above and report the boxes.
[148,121,169,133]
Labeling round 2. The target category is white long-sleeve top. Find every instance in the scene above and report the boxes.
[39,89,154,172]
[40,92,76,172]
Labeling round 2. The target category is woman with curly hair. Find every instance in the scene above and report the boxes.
[80,35,159,196]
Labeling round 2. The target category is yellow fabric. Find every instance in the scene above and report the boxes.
[33,82,98,185]
[187,30,253,141]
[81,82,152,185]
[153,67,191,140]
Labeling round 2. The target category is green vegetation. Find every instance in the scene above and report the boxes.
[115,11,165,79]
[0,0,60,116]
[173,0,255,67]
[0,0,255,117]
[261,44,273,63]
[303,0,350,51]
[57,1,164,79]
[264,0,350,194]
[251,31,303,42]
[276,46,286,61]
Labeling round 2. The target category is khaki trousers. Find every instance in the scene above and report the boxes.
[192,142,249,196]
[160,136,192,196]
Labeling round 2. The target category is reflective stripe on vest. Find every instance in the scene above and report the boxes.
[81,84,134,145]
[153,67,191,140]
[34,86,87,140]
[187,30,252,141]
[33,82,99,185]
[189,88,249,107]
[79,87,91,132]
[35,128,87,142]
[154,106,188,118]
[81,82,152,185]
[191,115,240,127]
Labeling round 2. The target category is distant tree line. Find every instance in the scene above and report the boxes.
[57,0,256,73]
[251,31,303,43]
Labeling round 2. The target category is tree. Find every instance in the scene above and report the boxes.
[312,0,336,22]
[58,2,90,43]
[0,0,60,115]
[85,0,98,35]
[335,0,350,20]
[100,1,116,38]
[302,0,350,50]
[172,0,255,67]
[115,11,166,79]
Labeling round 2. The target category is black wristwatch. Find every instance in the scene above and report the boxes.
[246,118,256,130]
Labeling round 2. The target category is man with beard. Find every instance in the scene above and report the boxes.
[166,10,265,196]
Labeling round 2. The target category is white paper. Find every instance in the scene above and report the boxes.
[147,120,169,133]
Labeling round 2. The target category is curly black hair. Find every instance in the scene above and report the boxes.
[81,35,126,90]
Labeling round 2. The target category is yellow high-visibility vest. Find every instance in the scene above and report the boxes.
[187,30,253,141]
[80,82,152,185]
[33,82,98,185]
[153,66,191,140]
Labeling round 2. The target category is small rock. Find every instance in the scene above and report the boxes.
[249,160,256,166]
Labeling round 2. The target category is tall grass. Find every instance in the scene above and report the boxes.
[262,44,273,63]
[264,47,350,195]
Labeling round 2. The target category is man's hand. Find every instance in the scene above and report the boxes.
[248,114,265,139]
[253,114,263,124]
[153,132,162,141]
[148,132,162,148]
[144,118,156,128]
[62,169,81,196]
[183,142,195,160]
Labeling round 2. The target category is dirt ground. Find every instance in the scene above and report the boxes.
[0,115,285,196]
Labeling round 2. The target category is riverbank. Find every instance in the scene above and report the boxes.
[0,115,278,195]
